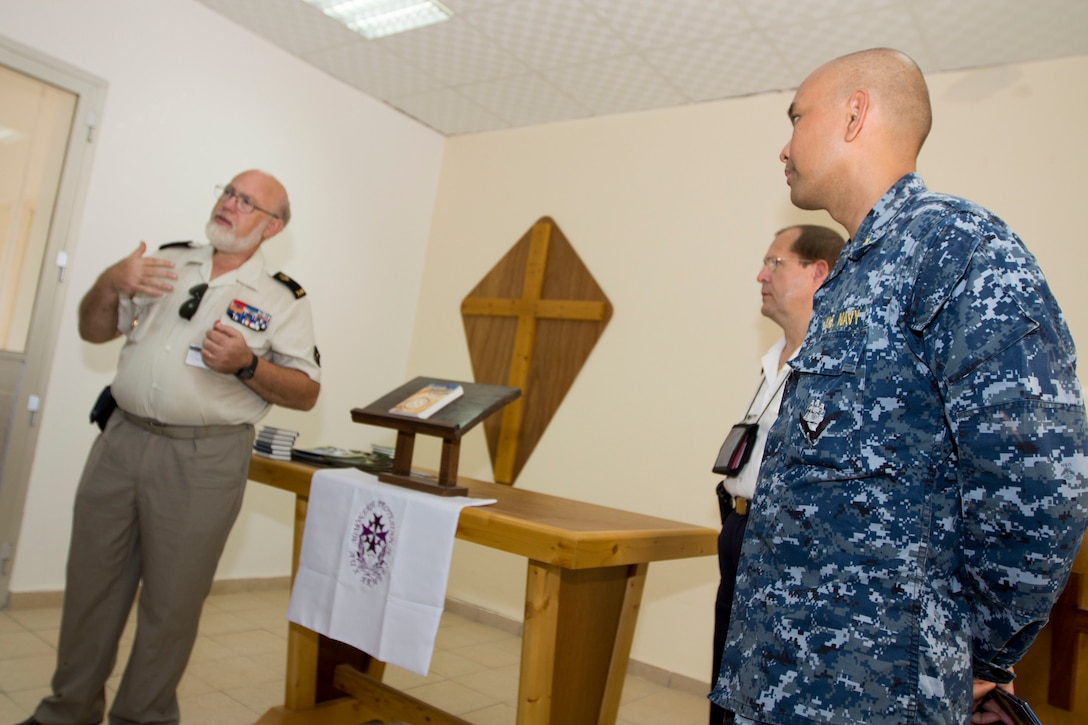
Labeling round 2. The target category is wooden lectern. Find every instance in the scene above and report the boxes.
[350,376,520,496]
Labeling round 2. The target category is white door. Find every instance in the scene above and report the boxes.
[0,38,105,605]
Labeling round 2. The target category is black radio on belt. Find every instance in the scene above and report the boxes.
[90,385,117,431]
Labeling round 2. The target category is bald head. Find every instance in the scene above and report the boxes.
[234,169,291,227]
[781,48,932,235]
[821,48,932,157]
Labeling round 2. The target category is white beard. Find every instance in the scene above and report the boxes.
[205,219,264,254]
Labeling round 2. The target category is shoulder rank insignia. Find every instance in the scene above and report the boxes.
[274,271,306,299]
[159,240,194,249]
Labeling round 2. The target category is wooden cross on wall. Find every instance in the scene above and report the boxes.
[461,217,612,484]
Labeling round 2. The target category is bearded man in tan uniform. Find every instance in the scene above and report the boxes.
[23,170,321,725]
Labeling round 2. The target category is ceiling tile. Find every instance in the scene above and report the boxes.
[392,88,510,135]
[197,0,360,55]
[377,16,528,86]
[737,0,901,27]
[766,5,935,77]
[646,31,797,103]
[585,0,753,51]
[457,73,592,128]
[912,0,1088,70]
[304,40,442,99]
[444,0,516,13]
[545,54,690,116]
[462,0,631,70]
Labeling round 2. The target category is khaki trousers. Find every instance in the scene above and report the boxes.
[34,411,254,725]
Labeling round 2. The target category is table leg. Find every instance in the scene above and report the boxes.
[600,562,648,723]
[1048,571,1087,709]
[518,560,649,724]
[285,496,318,709]
[277,495,384,716]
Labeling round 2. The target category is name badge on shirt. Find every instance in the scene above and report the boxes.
[186,344,209,369]
[227,299,271,332]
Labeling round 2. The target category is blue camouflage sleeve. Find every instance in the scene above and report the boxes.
[913,213,1088,682]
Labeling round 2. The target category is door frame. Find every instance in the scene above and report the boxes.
[0,35,106,605]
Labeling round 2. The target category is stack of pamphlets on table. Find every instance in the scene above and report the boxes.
[291,443,394,474]
[254,425,299,460]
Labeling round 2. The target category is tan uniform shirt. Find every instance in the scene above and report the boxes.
[112,243,320,425]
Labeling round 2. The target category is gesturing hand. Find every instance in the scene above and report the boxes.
[105,241,177,297]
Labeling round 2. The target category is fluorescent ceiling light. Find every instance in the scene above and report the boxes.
[303,0,452,39]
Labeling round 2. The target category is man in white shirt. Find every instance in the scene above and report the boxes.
[710,224,843,725]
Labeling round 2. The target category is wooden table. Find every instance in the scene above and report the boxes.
[248,456,717,725]
[1047,539,1088,710]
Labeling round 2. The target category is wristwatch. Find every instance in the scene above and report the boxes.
[235,353,259,380]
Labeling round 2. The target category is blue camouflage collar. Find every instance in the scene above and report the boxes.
[845,173,928,260]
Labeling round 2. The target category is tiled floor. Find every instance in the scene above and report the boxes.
[1,584,710,724]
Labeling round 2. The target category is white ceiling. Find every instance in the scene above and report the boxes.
[196,0,1088,136]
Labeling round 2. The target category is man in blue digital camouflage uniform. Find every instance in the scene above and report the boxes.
[710,48,1088,725]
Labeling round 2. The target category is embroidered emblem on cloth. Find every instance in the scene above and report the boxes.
[800,398,838,444]
[349,500,396,587]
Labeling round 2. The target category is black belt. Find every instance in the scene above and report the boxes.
[117,409,249,439]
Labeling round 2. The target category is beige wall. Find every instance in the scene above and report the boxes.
[410,55,1088,682]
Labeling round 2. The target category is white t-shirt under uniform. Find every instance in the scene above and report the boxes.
[721,337,793,501]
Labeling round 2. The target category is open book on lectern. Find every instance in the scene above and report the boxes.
[388,382,464,419]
